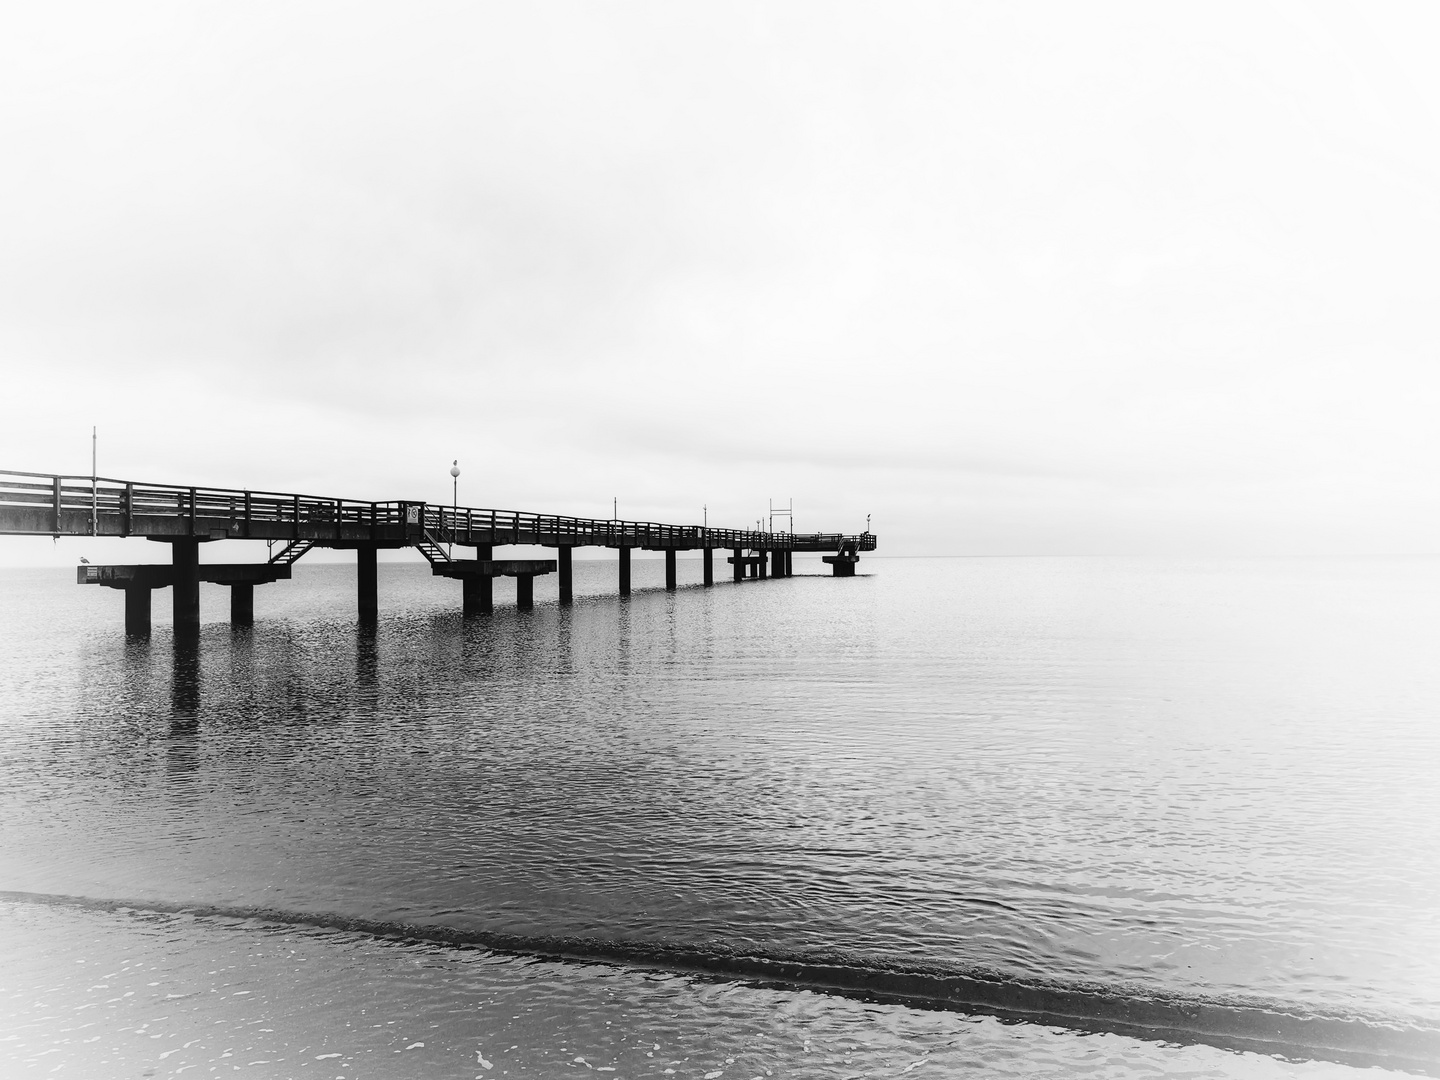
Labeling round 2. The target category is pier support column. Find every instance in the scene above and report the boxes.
[171,539,200,639]
[516,575,534,610]
[758,553,768,580]
[124,586,152,636]
[618,547,631,595]
[473,544,494,614]
[558,546,573,605]
[785,550,792,576]
[703,548,713,587]
[357,544,378,625]
[771,550,784,577]
[230,583,254,626]
[665,549,677,591]
[462,576,492,616]
[733,548,743,583]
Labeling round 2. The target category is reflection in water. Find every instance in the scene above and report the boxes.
[167,641,201,786]
[355,626,378,690]
[2,558,1439,1073]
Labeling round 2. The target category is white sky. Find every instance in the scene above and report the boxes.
[2,1,1438,559]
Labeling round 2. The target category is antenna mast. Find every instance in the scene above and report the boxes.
[768,498,793,534]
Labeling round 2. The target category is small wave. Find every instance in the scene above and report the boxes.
[4,889,1437,1075]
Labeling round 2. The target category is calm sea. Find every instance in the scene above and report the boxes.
[1,554,1438,1078]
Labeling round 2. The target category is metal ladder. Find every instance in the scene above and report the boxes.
[415,531,451,566]
[267,539,314,566]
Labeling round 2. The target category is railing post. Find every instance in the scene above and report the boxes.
[189,487,197,536]
[292,494,300,540]
[123,482,134,537]
[51,476,61,536]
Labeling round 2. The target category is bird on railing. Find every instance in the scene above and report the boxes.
[80,556,90,564]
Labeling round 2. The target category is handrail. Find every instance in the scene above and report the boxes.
[0,468,877,551]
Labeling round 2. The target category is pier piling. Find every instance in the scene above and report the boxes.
[665,549,677,591]
[124,586,151,636]
[230,583,254,626]
[703,548,713,587]
[357,544,378,624]
[171,539,200,638]
[475,544,494,613]
[619,547,631,595]
[462,576,487,616]
[558,545,573,605]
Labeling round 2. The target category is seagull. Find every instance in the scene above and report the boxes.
[79,557,90,564]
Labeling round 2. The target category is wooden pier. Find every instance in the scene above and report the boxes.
[1,470,876,636]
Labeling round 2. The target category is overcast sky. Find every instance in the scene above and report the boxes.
[3,1,1438,561]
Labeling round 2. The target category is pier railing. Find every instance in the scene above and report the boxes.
[0,469,876,553]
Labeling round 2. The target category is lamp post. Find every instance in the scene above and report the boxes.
[449,460,460,558]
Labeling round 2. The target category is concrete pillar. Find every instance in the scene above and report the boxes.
[171,539,200,638]
[357,543,378,624]
[471,543,494,614]
[558,545,573,605]
[771,550,784,577]
[124,586,152,636]
[619,547,631,595]
[462,576,492,616]
[230,583,254,626]
[703,548,714,587]
[758,552,768,580]
[516,575,534,610]
[665,549,677,591]
[785,550,792,576]
[733,548,743,583]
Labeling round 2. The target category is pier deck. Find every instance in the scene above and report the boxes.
[2,469,876,636]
